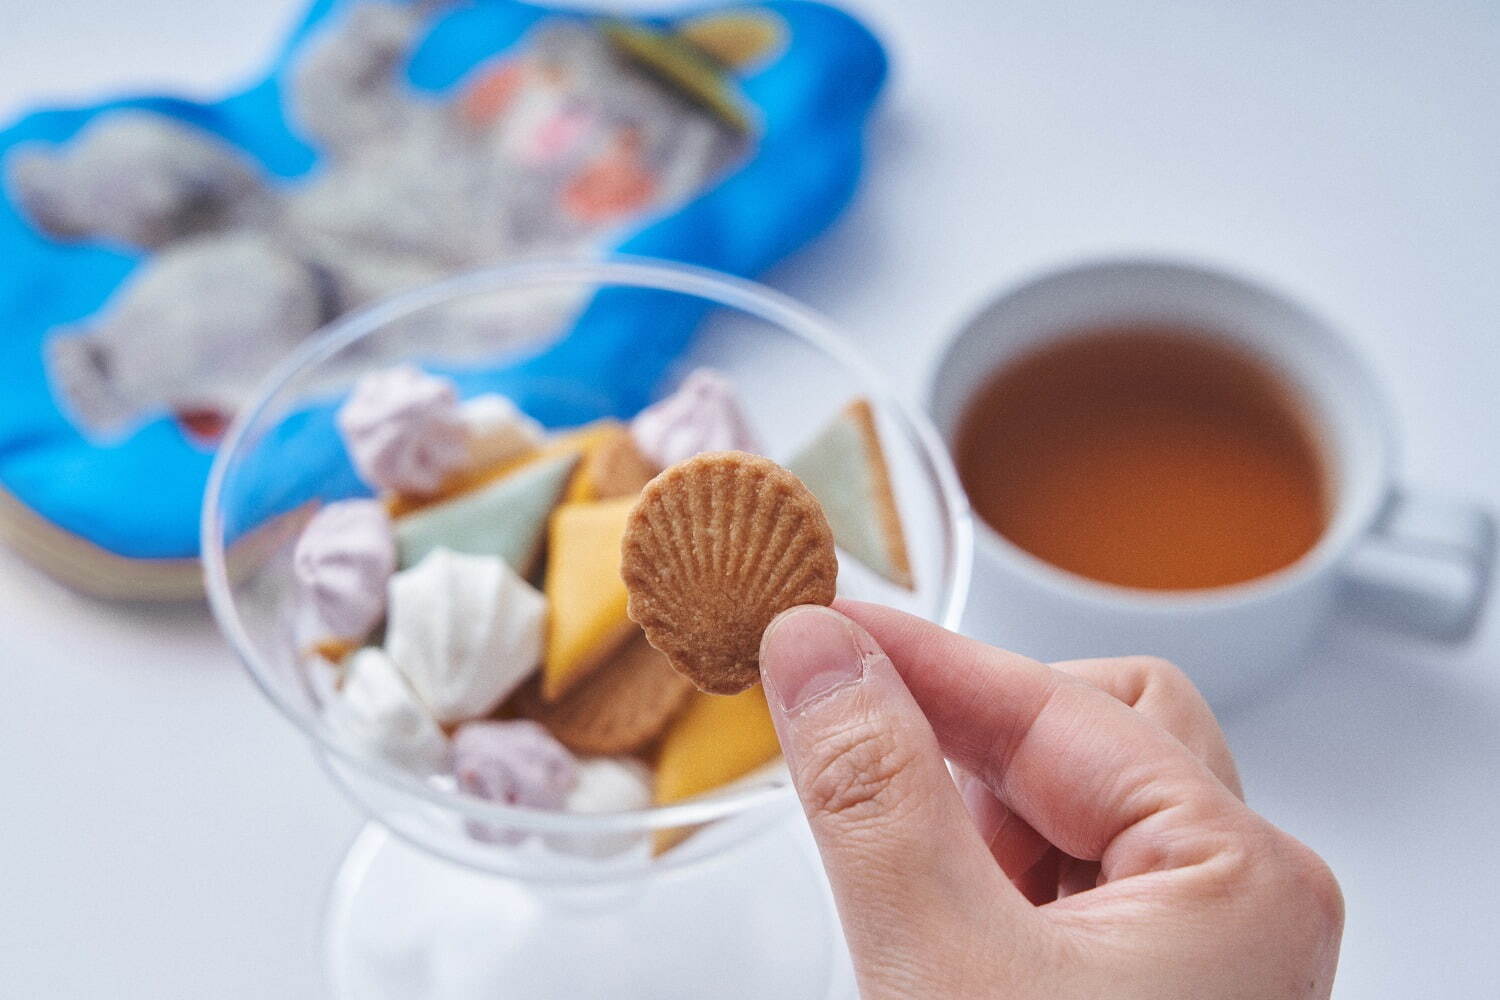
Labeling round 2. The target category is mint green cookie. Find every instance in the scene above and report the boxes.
[395,452,579,574]
[786,399,913,588]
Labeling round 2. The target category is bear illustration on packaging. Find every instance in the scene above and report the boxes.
[0,0,885,595]
[13,7,766,438]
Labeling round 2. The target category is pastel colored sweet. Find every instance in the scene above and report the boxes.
[564,421,660,502]
[385,548,546,725]
[454,720,578,844]
[337,365,469,496]
[549,420,630,462]
[786,398,913,588]
[325,647,449,774]
[385,419,615,518]
[541,497,639,701]
[385,446,538,518]
[630,368,759,469]
[461,392,545,470]
[568,756,653,813]
[550,756,654,858]
[308,636,360,665]
[519,631,695,755]
[622,452,838,695]
[653,686,781,852]
[293,499,397,638]
[394,450,579,574]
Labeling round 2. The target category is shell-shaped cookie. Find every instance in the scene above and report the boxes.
[519,632,695,754]
[621,451,838,695]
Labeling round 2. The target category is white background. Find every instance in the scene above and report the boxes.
[2,0,1497,996]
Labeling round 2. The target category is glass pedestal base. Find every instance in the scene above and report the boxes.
[324,816,855,999]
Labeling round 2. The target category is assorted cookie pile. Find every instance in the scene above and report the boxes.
[295,363,913,854]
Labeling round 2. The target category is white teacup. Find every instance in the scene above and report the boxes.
[927,258,1494,708]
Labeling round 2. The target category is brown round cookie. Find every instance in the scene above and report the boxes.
[518,631,694,754]
[586,430,661,500]
[621,451,838,695]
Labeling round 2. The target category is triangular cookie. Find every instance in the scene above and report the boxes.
[652,686,782,852]
[541,496,639,701]
[394,451,578,575]
[385,419,620,519]
[386,448,540,518]
[786,398,913,588]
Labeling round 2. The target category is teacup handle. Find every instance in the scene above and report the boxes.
[1339,488,1496,640]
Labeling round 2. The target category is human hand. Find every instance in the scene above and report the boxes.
[758,601,1343,999]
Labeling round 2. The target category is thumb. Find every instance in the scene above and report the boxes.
[759,606,1034,987]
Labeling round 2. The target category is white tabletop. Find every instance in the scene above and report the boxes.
[2,1,1497,996]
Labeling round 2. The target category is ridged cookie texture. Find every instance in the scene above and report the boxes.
[621,451,838,695]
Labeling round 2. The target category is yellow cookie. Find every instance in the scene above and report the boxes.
[542,496,639,701]
[386,419,621,517]
[653,687,782,852]
[385,447,540,518]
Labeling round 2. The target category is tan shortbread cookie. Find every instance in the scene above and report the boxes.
[308,636,360,665]
[621,451,838,695]
[844,398,913,588]
[518,631,695,754]
[569,427,661,502]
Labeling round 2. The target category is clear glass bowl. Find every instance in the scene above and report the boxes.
[202,257,971,998]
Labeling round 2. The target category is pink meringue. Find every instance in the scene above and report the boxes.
[454,721,578,843]
[336,365,468,495]
[630,368,759,469]
[293,499,396,638]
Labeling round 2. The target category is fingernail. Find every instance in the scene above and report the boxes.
[760,605,872,714]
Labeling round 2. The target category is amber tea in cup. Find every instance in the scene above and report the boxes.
[954,326,1329,591]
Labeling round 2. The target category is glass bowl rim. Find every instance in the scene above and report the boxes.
[202,254,974,835]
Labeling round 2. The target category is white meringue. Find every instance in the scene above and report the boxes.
[336,365,468,495]
[630,367,759,469]
[568,756,652,813]
[384,547,545,724]
[293,499,396,638]
[461,392,545,469]
[550,756,654,858]
[324,647,449,774]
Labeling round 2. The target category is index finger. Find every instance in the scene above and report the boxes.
[1051,655,1243,799]
[834,600,1252,881]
